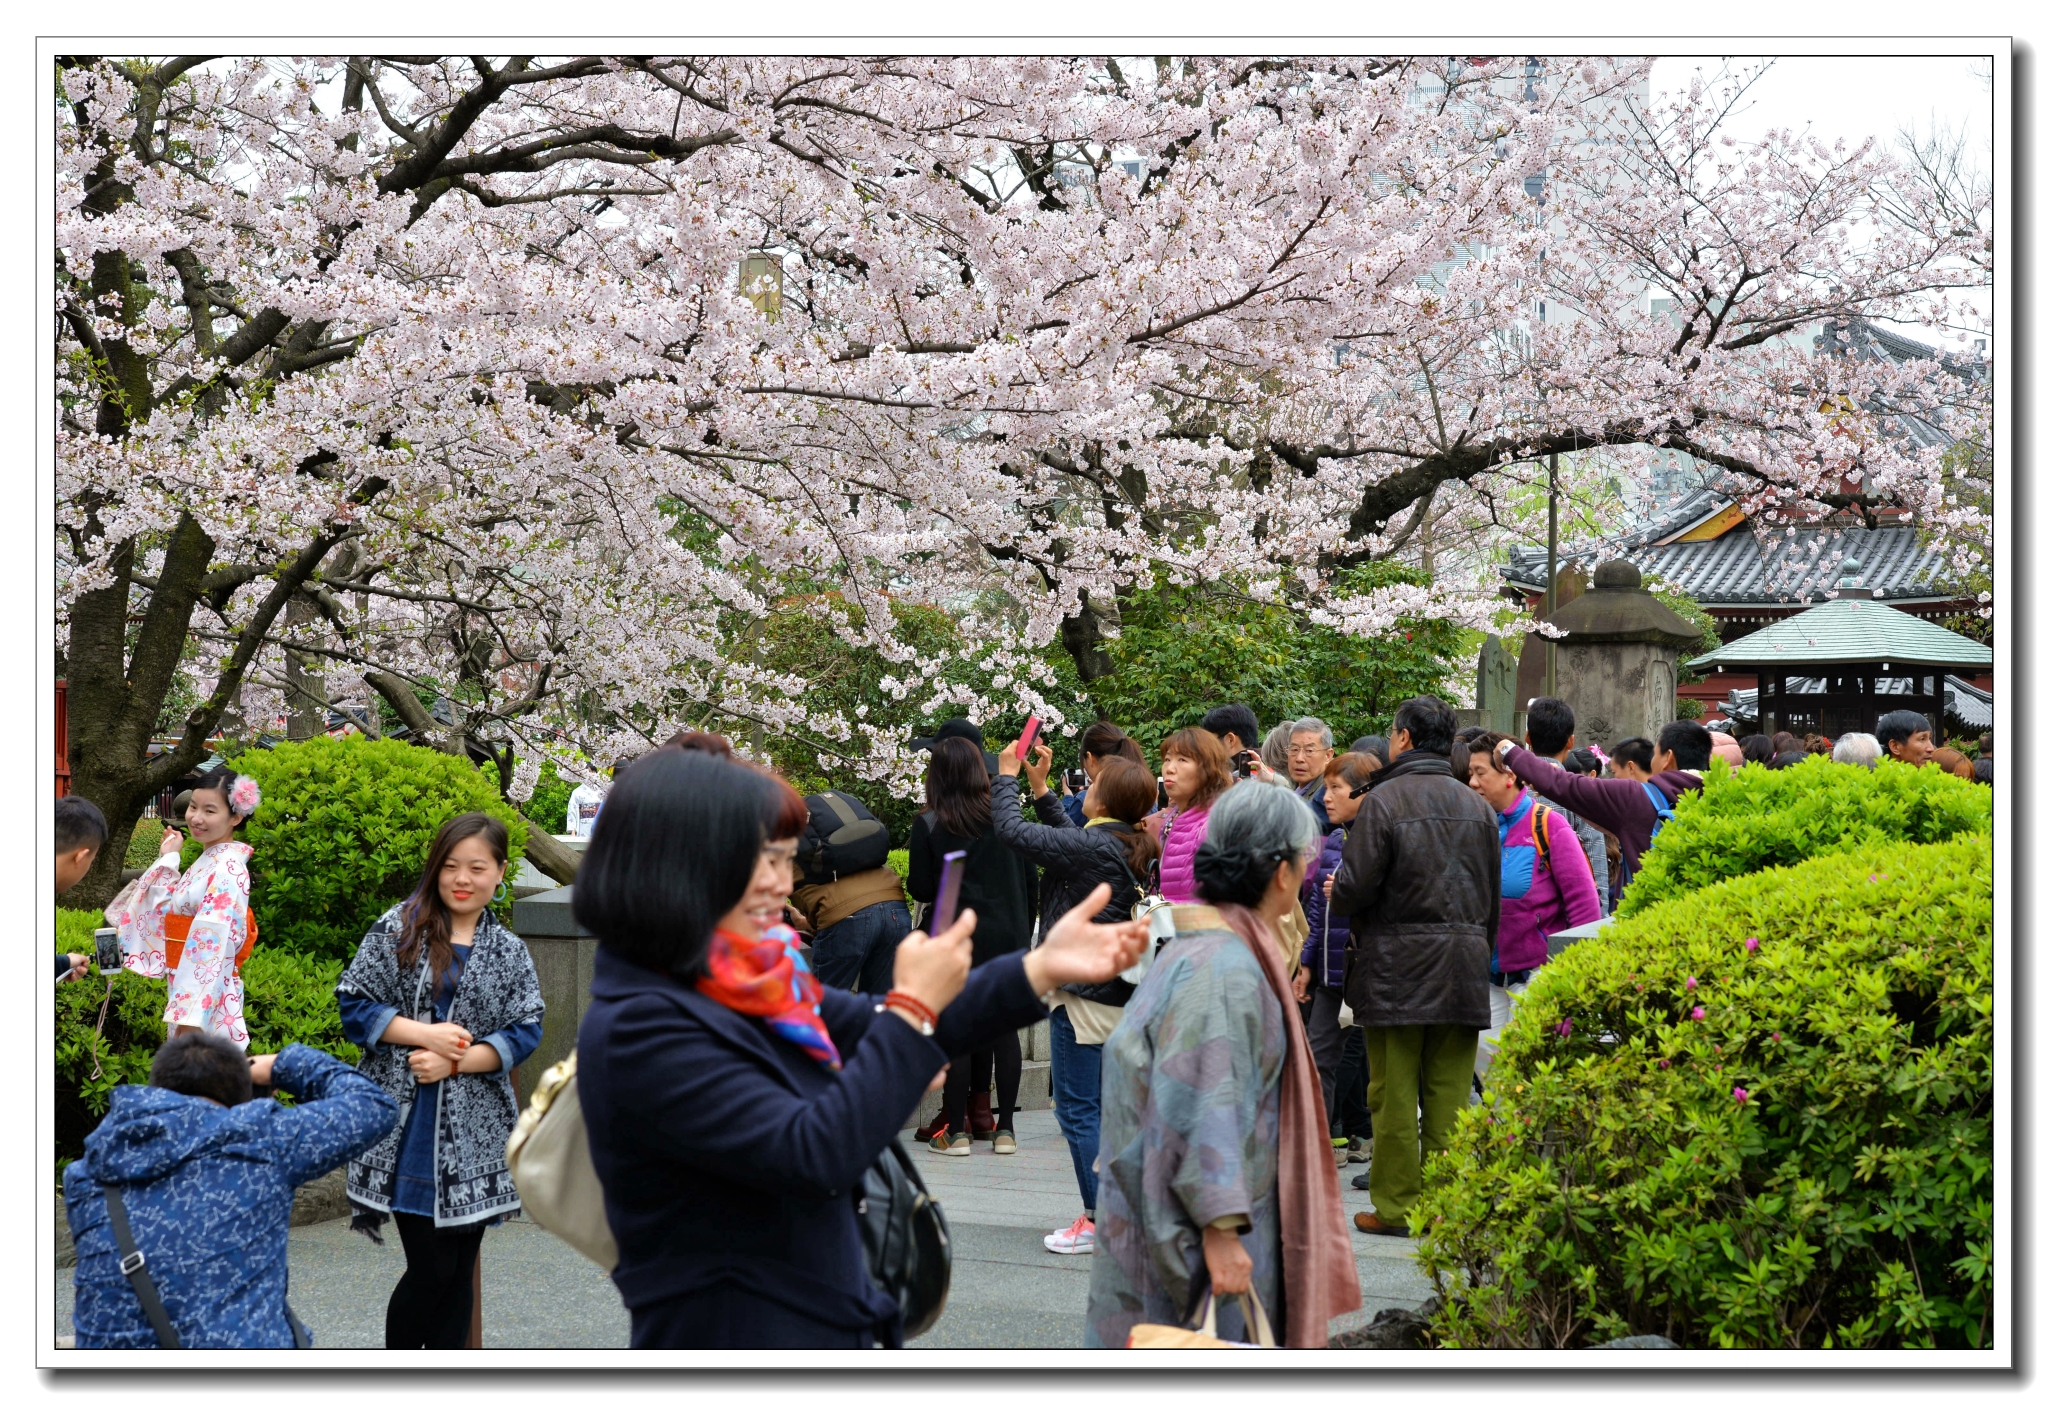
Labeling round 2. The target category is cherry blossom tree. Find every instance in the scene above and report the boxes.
[55,55,1989,905]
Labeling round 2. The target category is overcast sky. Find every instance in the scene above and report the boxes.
[1644,55,1993,355]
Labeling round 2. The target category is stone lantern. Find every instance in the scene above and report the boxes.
[1541,559,1703,749]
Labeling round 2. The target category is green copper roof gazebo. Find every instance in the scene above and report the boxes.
[1687,561,1992,743]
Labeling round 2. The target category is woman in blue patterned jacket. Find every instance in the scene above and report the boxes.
[336,812,545,1349]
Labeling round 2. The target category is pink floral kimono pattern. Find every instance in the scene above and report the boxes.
[113,841,253,1049]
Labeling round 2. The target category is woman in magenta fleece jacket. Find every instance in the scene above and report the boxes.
[1465,733,1602,1078]
[1151,727,1234,903]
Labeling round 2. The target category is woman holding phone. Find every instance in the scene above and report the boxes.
[992,739,1159,1255]
[907,736,1037,1155]
[108,769,262,1047]
[575,748,1147,1347]
[335,812,545,1349]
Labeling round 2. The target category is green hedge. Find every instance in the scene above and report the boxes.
[1415,835,1992,1349]
[55,914,354,1167]
[233,737,527,962]
[1618,756,1990,916]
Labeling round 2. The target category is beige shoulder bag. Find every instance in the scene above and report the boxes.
[504,1052,619,1270]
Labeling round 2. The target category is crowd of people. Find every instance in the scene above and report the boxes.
[52,696,1983,1351]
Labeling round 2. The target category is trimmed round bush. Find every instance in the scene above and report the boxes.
[1618,756,1990,916]
[231,737,527,962]
[1415,835,1992,1349]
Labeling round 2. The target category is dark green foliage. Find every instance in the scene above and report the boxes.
[1619,756,1991,916]
[54,914,355,1167]
[232,737,527,962]
[1088,563,1471,757]
[1415,836,1992,1349]
[480,757,575,838]
[755,592,1087,839]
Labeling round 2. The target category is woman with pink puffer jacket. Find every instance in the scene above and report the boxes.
[1151,728,1235,903]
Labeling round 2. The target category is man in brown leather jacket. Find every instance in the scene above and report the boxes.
[1329,695,1500,1237]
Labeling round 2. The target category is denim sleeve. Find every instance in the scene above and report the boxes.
[482,1019,544,1072]
[336,987,399,1050]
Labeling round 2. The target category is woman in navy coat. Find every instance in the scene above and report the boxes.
[575,748,1149,1349]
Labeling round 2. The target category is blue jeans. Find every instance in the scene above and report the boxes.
[807,900,911,994]
[1048,1004,1102,1215]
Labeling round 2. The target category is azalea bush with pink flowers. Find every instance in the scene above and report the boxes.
[1414,834,1992,1349]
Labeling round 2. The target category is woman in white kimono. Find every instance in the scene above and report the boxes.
[113,769,261,1047]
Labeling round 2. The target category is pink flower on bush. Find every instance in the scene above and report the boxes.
[1555,1018,1573,1037]
[1657,1059,1671,1069]
[1745,938,1759,952]
[1691,1006,1706,1021]
[1733,1087,1750,1104]
[1771,1032,1782,1043]
[1685,975,1697,990]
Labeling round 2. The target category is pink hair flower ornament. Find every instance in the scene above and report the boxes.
[229,775,263,816]
[1588,744,1611,764]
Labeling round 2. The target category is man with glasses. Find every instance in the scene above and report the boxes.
[1288,718,1336,832]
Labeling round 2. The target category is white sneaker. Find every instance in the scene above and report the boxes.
[1044,1215,1095,1255]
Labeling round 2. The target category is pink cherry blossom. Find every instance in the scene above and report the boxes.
[52,57,1990,812]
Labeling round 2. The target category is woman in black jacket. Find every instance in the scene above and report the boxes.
[575,749,1146,1348]
[906,736,1039,1155]
[991,740,1160,1254]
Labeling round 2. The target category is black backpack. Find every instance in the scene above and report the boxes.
[798,791,892,885]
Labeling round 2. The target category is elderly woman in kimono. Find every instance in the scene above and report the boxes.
[1087,781,1362,1348]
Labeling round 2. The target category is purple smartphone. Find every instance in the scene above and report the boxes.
[931,850,968,931]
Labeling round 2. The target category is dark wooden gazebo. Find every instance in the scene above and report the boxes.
[1687,565,1992,744]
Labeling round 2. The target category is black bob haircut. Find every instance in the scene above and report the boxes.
[1200,703,1261,750]
[1876,710,1933,753]
[56,795,108,853]
[1657,720,1714,771]
[1524,696,1576,757]
[1391,695,1456,756]
[573,748,783,980]
[152,1031,252,1107]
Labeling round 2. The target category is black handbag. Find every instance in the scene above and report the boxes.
[856,1135,952,1341]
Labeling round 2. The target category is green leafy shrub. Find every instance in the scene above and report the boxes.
[124,818,167,869]
[54,917,356,1166]
[1415,836,1992,1349]
[1619,757,1990,916]
[233,737,527,962]
[886,849,909,884]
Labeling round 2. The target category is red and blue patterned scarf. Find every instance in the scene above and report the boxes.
[698,924,842,1071]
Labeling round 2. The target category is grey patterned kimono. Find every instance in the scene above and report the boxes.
[336,905,544,1232]
[1085,906,1287,1347]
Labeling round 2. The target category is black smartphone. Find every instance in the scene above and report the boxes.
[931,850,967,932]
[94,927,121,974]
[1065,767,1088,791]
[1230,748,1256,778]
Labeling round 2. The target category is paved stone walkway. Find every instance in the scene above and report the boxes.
[55,1109,1430,1350]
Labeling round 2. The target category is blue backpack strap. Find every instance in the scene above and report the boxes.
[1640,780,1676,840]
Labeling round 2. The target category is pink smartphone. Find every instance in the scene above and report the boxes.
[932,850,967,931]
[1017,716,1041,756]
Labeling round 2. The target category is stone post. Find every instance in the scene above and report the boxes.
[1543,560,1703,748]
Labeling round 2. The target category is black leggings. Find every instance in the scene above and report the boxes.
[942,1030,1021,1133]
[387,1212,485,1348]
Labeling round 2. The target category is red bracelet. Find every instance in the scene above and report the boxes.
[883,991,937,1030]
